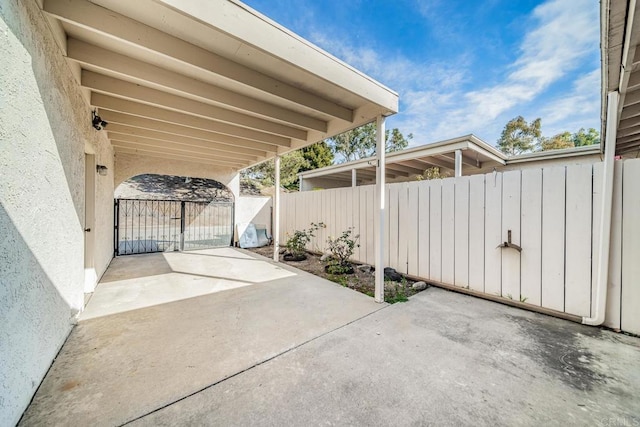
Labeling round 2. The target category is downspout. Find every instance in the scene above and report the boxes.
[583,90,618,326]
[583,0,633,325]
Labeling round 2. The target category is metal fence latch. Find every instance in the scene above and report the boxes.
[498,229,522,252]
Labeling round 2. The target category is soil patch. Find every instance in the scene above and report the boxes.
[248,245,427,303]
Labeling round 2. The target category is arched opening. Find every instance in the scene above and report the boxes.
[114,174,235,255]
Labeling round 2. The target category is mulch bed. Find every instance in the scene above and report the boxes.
[247,245,427,303]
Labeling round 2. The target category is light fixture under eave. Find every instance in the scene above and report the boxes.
[92,110,108,131]
[96,165,108,176]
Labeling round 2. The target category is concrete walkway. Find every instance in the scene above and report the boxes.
[20,249,640,426]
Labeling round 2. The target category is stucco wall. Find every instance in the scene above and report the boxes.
[236,196,272,236]
[0,1,113,424]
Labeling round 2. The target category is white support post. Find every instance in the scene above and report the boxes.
[299,175,304,191]
[352,168,357,187]
[273,155,281,262]
[583,91,618,325]
[455,149,462,178]
[374,115,386,303]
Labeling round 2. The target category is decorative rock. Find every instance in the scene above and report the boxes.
[384,267,403,282]
[412,281,429,291]
[357,264,373,273]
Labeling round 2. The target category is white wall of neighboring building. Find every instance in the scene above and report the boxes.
[0,1,113,424]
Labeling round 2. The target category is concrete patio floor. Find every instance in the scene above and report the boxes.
[19,248,640,426]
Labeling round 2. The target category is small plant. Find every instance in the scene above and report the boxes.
[385,278,409,304]
[284,222,324,261]
[325,228,359,274]
[327,274,349,288]
[520,295,528,303]
[506,293,513,300]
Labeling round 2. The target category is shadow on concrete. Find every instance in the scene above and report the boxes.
[18,250,382,427]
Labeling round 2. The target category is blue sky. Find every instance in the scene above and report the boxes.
[243,0,601,147]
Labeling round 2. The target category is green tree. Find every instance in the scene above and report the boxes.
[540,131,574,151]
[326,123,412,163]
[299,141,334,172]
[242,150,306,191]
[572,128,600,147]
[497,116,542,156]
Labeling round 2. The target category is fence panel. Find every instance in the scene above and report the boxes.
[398,183,410,275]
[441,179,455,284]
[521,168,543,306]
[468,174,485,293]
[622,159,640,334]
[429,181,443,282]
[602,162,622,329]
[541,166,566,312]
[564,164,593,317]
[501,170,521,300]
[484,172,502,296]
[280,159,638,334]
[407,182,420,277]
[454,177,470,288]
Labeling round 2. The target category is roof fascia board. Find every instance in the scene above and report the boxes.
[158,0,399,112]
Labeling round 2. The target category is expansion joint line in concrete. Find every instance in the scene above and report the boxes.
[119,303,391,426]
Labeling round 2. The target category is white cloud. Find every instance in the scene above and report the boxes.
[422,0,599,141]
[309,0,600,146]
[538,69,601,135]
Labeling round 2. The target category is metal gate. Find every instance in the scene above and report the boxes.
[114,199,234,255]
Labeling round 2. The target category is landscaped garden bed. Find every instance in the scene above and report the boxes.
[247,245,430,303]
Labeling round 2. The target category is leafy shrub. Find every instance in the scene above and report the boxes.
[285,222,324,258]
[325,227,359,273]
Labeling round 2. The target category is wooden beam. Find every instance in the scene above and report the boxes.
[382,167,409,177]
[441,152,481,168]
[106,123,267,157]
[385,162,425,175]
[407,157,455,171]
[99,110,277,153]
[92,93,291,147]
[111,140,245,167]
[67,39,328,132]
[615,138,640,150]
[44,0,353,121]
[114,147,242,168]
[616,144,640,155]
[620,101,640,120]
[616,123,640,138]
[107,132,260,162]
[623,87,640,107]
[616,133,640,145]
[617,116,640,130]
[82,71,308,140]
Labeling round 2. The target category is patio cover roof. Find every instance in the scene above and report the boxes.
[603,0,640,155]
[40,0,399,170]
[299,135,507,183]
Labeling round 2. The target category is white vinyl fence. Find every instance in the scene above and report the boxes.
[280,158,640,335]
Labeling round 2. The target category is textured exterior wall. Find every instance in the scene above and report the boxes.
[236,196,272,236]
[0,1,113,424]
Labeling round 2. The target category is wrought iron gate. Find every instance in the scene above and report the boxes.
[114,199,234,255]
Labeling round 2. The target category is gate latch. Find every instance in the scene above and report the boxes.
[498,230,521,252]
[84,228,91,232]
